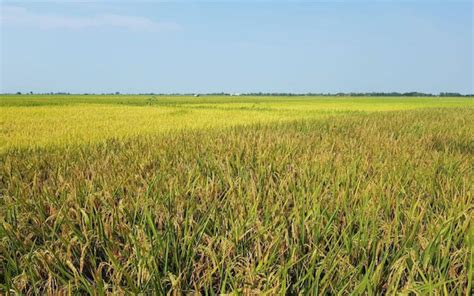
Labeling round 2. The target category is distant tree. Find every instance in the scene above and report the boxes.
[439,92,462,97]
[115,91,120,95]
[16,91,22,95]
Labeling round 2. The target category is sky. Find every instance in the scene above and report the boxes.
[1,1,472,94]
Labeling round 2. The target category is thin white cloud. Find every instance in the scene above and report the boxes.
[0,5,180,31]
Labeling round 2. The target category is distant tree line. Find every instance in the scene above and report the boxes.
[241,92,472,97]
[8,91,473,97]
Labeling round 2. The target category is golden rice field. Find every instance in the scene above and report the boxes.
[1,95,471,149]
[1,95,473,294]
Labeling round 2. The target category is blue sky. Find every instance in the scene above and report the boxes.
[1,1,472,94]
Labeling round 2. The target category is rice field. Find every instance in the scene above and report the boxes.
[0,95,473,294]
[1,95,471,149]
